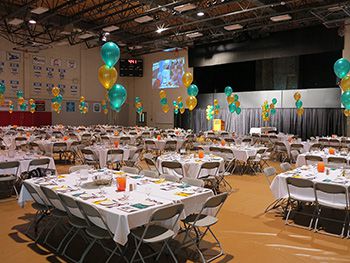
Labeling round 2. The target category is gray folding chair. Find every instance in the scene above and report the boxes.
[280,162,292,172]
[0,161,19,198]
[139,170,159,179]
[76,200,126,263]
[69,165,92,173]
[130,203,184,263]
[263,167,285,213]
[106,149,124,170]
[162,174,180,183]
[305,155,323,165]
[181,193,228,263]
[28,158,51,172]
[81,149,100,169]
[197,162,221,194]
[52,142,68,162]
[285,177,316,230]
[121,166,139,174]
[327,156,347,168]
[163,140,177,152]
[314,182,349,237]
[181,177,204,187]
[161,161,184,178]
[124,147,143,170]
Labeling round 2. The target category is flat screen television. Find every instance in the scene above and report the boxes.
[152,57,185,89]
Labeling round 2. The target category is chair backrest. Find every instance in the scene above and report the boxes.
[40,186,66,211]
[140,170,159,178]
[181,177,204,187]
[28,158,50,171]
[121,166,139,174]
[53,142,67,151]
[162,174,180,182]
[315,182,348,209]
[305,155,323,165]
[161,161,183,177]
[286,177,315,202]
[0,161,20,176]
[263,167,276,185]
[197,161,220,179]
[69,165,91,173]
[107,149,124,162]
[57,193,85,219]
[23,181,48,206]
[327,157,347,164]
[150,203,184,223]
[310,143,321,151]
[280,162,292,172]
[76,200,111,232]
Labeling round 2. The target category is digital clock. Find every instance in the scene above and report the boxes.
[119,59,143,77]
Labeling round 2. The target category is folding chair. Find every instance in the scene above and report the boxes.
[144,140,158,154]
[181,177,204,187]
[0,161,20,198]
[139,170,159,179]
[164,140,177,152]
[120,136,131,146]
[28,158,51,172]
[280,162,292,172]
[263,167,285,213]
[181,193,228,263]
[290,143,304,154]
[144,153,160,174]
[121,166,139,174]
[81,149,100,169]
[309,143,322,152]
[106,149,124,170]
[161,161,184,178]
[124,147,143,170]
[327,156,347,168]
[285,177,316,230]
[69,165,92,173]
[197,162,221,194]
[52,142,68,162]
[76,200,126,263]
[162,174,180,183]
[305,155,323,166]
[274,141,288,162]
[130,203,184,263]
[314,183,349,237]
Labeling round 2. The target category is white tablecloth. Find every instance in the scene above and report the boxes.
[34,139,76,155]
[18,171,213,245]
[157,153,225,178]
[296,152,350,167]
[147,139,185,151]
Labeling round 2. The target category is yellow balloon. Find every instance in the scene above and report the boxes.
[294,92,301,101]
[162,104,170,113]
[9,100,13,105]
[104,109,108,114]
[83,107,88,114]
[98,65,118,90]
[18,97,24,105]
[101,100,106,105]
[80,96,85,102]
[182,72,193,87]
[159,90,167,99]
[29,99,35,105]
[177,96,182,103]
[269,103,274,109]
[235,101,241,107]
[186,96,197,111]
[344,109,350,117]
[214,99,218,105]
[52,102,60,111]
[135,102,142,108]
[52,87,60,97]
[57,110,61,114]
[30,109,35,114]
[227,95,234,104]
[296,107,304,116]
[340,75,350,92]
[180,108,185,114]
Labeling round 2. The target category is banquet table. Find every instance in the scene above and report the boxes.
[156,153,225,178]
[296,151,350,167]
[107,135,138,145]
[18,169,213,245]
[87,145,138,168]
[147,138,185,151]
[270,165,350,201]
[34,139,77,155]
[0,151,56,175]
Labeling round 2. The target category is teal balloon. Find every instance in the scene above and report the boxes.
[215,104,220,109]
[31,103,36,109]
[101,42,120,68]
[9,105,14,110]
[334,58,350,79]
[135,97,141,103]
[20,103,27,111]
[234,94,239,101]
[229,103,236,113]
[178,102,183,108]
[271,108,276,115]
[56,94,63,103]
[80,101,86,107]
[236,107,241,115]
[16,90,23,98]
[173,100,177,106]
[187,84,198,96]
[108,84,127,110]
[137,106,143,113]
[0,83,5,94]
[174,108,179,114]
[51,97,57,103]
[224,86,232,97]
[264,112,269,118]
[295,100,303,109]
[160,97,167,105]
[272,98,277,104]
[341,90,350,106]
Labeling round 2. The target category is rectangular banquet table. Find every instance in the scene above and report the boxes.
[18,170,213,245]
[296,152,350,167]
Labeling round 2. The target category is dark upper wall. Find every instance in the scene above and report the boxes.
[188,26,344,68]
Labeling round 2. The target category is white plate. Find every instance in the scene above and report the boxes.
[80,193,94,199]
[100,200,115,206]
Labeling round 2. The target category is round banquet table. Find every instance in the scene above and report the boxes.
[156,153,225,179]
[34,139,77,155]
[146,138,185,151]
[87,145,138,168]
[108,135,138,145]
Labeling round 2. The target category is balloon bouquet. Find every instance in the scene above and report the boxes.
[334,58,350,116]
[159,90,169,113]
[225,86,241,114]
[28,98,36,114]
[8,100,14,113]
[99,42,127,112]
[261,98,277,122]
[206,105,214,121]
[79,96,88,114]
[101,100,108,114]
[183,72,198,111]
[51,87,63,113]
[293,92,304,116]
[0,83,5,106]
[17,90,27,111]
[135,97,143,115]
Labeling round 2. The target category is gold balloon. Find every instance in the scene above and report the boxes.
[29,99,35,105]
[159,90,167,99]
[52,102,60,111]
[80,96,85,102]
[186,96,197,111]
[297,107,304,116]
[180,108,185,114]
[30,109,35,114]
[227,95,234,104]
[98,65,118,90]
[340,75,350,92]
[104,109,108,114]
[235,101,241,107]
[214,109,219,115]
[214,99,218,105]
[52,87,60,97]
[182,72,193,87]
[344,109,350,117]
[18,97,24,105]
[9,110,13,114]
[162,104,170,113]
[177,96,182,103]
[269,103,274,109]
[135,102,142,108]
[101,100,106,105]
[294,92,301,101]
[57,110,61,114]
[83,107,88,114]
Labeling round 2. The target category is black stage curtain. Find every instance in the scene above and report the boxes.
[190,108,346,140]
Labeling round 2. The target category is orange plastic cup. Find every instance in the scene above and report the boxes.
[198,150,204,159]
[157,135,161,140]
[329,148,335,155]
[117,176,126,191]
[221,139,226,146]
[114,141,119,148]
[63,136,68,141]
[317,162,325,173]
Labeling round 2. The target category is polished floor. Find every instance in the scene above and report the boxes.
[1,161,350,263]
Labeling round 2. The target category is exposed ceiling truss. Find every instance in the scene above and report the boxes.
[0,0,349,55]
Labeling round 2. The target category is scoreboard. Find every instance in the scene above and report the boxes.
[119,59,143,77]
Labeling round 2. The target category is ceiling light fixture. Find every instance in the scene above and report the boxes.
[197,12,204,17]
[224,24,243,31]
[270,14,292,22]
[156,24,168,34]
[28,19,37,24]
[31,7,49,14]
[134,15,154,23]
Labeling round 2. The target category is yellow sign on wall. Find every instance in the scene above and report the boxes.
[213,119,225,131]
